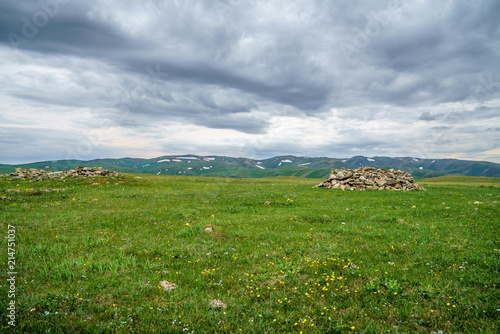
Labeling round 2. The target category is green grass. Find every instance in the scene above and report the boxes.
[1,174,499,333]
[418,175,500,187]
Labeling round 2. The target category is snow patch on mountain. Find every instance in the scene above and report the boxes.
[278,159,293,166]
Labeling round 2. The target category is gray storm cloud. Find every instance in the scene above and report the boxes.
[0,0,499,163]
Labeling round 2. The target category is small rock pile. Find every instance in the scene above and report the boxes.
[316,167,425,191]
[0,166,120,181]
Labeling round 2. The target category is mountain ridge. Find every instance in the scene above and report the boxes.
[1,155,499,179]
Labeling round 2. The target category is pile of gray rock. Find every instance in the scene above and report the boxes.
[0,166,120,181]
[316,167,425,191]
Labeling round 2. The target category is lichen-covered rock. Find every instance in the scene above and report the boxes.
[209,299,227,309]
[159,280,178,291]
[316,167,425,191]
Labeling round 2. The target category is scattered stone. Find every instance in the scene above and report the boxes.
[209,299,227,309]
[159,280,177,291]
[264,201,272,205]
[1,166,120,181]
[203,225,214,232]
[316,167,425,191]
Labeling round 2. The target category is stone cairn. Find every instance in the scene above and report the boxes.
[0,166,120,181]
[316,167,425,191]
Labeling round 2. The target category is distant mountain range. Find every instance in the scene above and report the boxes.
[1,155,499,179]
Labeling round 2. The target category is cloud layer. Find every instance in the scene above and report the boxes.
[1,0,499,163]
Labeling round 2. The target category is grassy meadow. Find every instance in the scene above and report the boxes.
[1,174,499,333]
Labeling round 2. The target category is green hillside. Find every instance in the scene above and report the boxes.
[1,155,499,178]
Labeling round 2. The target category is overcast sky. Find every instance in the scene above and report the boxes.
[1,0,499,164]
